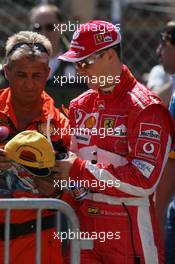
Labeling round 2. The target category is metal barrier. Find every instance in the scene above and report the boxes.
[0,198,87,264]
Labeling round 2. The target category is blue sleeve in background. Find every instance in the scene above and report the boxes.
[169,95,175,119]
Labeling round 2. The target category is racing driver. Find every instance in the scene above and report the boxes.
[56,20,175,264]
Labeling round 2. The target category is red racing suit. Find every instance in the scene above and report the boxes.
[67,65,175,264]
[0,88,70,264]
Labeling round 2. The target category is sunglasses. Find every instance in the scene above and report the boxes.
[75,50,106,69]
[32,23,54,32]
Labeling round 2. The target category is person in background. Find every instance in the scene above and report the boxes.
[29,4,87,107]
[0,30,70,263]
[155,20,175,264]
[146,64,172,107]
[29,4,75,83]
[56,20,175,263]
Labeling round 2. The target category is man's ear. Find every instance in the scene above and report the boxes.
[106,48,114,60]
[3,64,10,80]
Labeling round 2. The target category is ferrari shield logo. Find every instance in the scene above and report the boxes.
[104,119,115,129]
[94,34,104,44]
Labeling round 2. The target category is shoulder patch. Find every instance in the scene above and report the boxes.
[129,84,161,110]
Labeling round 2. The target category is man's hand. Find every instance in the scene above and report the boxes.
[0,148,12,170]
[54,152,77,182]
[33,152,77,196]
[33,173,62,197]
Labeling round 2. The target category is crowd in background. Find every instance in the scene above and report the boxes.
[0,1,175,263]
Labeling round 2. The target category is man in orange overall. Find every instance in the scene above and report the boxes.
[0,31,70,263]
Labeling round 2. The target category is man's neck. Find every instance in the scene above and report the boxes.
[12,96,42,111]
[12,98,42,130]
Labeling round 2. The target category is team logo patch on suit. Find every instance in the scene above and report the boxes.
[96,100,105,110]
[114,124,127,137]
[139,123,161,141]
[135,139,160,161]
[88,206,100,215]
[132,159,155,178]
[100,115,116,130]
[100,115,127,137]
[74,110,99,145]
[75,109,98,129]
[113,115,127,137]
[84,116,96,129]
[104,118,115,129]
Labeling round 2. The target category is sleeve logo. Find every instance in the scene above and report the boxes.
[139,123,161,141]
[143,142,154,154]
[135,139,160,161]
[132,159,155,178]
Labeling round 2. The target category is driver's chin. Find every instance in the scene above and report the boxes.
[88,83,113,91]
[87,82,100,90]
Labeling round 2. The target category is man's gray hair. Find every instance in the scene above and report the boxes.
[5,31,53,63]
